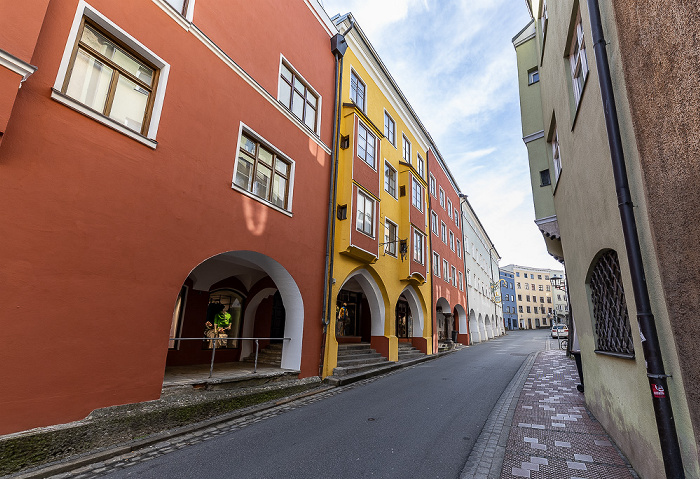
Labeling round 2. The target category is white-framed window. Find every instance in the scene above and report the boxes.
[449,231,455,251]
[279,60,319,133]
[433,252,440,277]
[52,4,170,148]
[357,121,376,169]
[451,266,457,287]
[447,199,453,218]
[429,174,436,197]
[569,11,589,107]
[402,134,411,164]
[417,154,424,177]
[413,229,425,264]
[551,127,562,182]
[411,177,423,212]
[443,259,450,281]
[356,189,374,236]
[439,187,445,208]
[528,67,539,85]
[454,209,459,227]
[541,0,548,37]
[350,70,366,111]
[384,219,397,257]
[431,211,439,235]
[384,161,397,198]
[234,129,294,211]
[458,271,464,291]
[456,239,461,258]
[384,111,396,146]
[441,221,447,244]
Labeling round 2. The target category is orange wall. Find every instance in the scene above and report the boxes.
[0,0,335,434]
[0,0,51,63]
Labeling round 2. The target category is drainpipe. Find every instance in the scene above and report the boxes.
[587,1,684,476]
[458,193,470,343]
[320,17,353,377]
[426,152,436,354]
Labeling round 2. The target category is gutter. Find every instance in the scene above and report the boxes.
[587,1,685,476]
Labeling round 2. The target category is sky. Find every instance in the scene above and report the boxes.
[319,0,562,270]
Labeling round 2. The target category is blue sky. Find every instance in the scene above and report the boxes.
[320,0,562,270]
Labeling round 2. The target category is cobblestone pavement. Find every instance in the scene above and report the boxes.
[40,367,408,479]
[500,350,638,479]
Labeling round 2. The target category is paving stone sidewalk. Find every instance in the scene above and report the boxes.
[500,350,638,479]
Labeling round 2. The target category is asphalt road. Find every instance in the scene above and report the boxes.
[103,329,550,479]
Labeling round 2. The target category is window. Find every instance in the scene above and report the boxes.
[517,294,522,301]
[459,272,464,291]
[384,219,397,256]
[384,161,397,197]
[454,209,459,227]
[532,283,535,290]
[279,62,319,132]
[547,297,552,304]
[539,285,544,291]
[569,11,589,107]
[456,239,461,258]
[540,297,545,303]
[350,70,366,111]
[449,231,455,251]
[528,67,539,85]
[431,211,439,235]
[540,169,551,186]
[417,154,424,177]
[384,112,396,146]
[525,283,529,290]
[60,19,159,136]
[402,135,411,164]
[517,282,521,289]
[526,295,530,302]
[433,252,440,276]
[447,199,453,218]
[589,250,634,356]
[545,275,549,280]
[538,275,542,279]
[411,178,423,212]
[429,175,436,197]
[443,259,449,281]
[516,272,520,277]
[234,132,292,209]
[540,0,548,37]
[441,222,447,244]
[524,273,528,278]
[519,306,523,313]
[546,285,551,291]
[439,188,445,208]
[526,306,531,313]
[356,190,374,236]
[413,230,425,264]
[451,266,457,287]
[357,121,376,168]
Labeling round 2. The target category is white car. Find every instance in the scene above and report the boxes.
[551,324,569,338]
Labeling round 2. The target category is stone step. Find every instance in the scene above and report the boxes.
[337,343,372,351]
[337,356,389,367]
[333,359,392,377]
[398,352,425,361]
[336,351,384,361]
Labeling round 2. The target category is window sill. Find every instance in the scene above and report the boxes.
[231,184,293,217]
[594,350,635,360]
[51,89,157,149]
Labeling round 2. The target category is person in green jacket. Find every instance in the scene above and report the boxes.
[206,303,231,348]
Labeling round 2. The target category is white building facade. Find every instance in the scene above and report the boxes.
[460,195,503,342]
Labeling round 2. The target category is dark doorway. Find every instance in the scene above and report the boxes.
[270,291,285,343]
[396,298,412,340]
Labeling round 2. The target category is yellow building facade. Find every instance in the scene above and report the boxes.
[323,15,433,379]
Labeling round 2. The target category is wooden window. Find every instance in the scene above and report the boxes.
[384,219,397,256]
[413,229,425,264]
[356,190,374,236]
[402,134,411,164]
[350,70,366,111]
[433,252,440,276]
[357,121,376,168]
[279,62,319,132]
[417,154,424,177]
[235,133,292,209]
[61,19,158,135]
[569,11,589,106]
[384,161,397,197]
[411,177,423,212]
[384,112,396,146]
[429,175,436,197]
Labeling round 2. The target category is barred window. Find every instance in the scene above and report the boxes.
[589,250,634,357]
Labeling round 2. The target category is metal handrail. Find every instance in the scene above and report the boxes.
[169,337,291,377]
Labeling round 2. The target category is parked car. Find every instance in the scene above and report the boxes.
[551,324,568,338]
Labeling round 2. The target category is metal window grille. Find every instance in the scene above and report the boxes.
[589,250,634,356]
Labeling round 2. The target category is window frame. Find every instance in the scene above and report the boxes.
[356,189,375,237]
[527,67,540,85]
[441,221,447,244]
[551,127,562,183]
[417,154,424,177]
[278,58,321,134]
[233,126,295,213]
[411,177,424,212]
[431,211,439,235]
[53,7,169,148]
[443,259,450,282]
[413,229,425,264]
[568,10,589,108]
[429,174,436,197]
[449,230,455,251]
[402,134,412,164]
[350,69,366,111]
[384,111,396,147]
[384,218,398,257]
[439,187,445,208]
[433,252,441,277]
[384,160,397,198]
[357,120,377,169]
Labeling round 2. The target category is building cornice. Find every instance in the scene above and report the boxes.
[0,48,37,83]
[523,130,545,144]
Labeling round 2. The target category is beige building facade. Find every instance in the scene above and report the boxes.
[513,0,700,477]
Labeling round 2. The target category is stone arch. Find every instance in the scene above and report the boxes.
[469,309,480,343]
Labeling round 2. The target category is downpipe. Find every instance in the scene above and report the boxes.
[586,1,684,476]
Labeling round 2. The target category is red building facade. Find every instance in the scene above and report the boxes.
[427,147,469,348]
[0,0,336,435]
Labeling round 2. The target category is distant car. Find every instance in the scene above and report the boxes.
[551,324,569,338]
